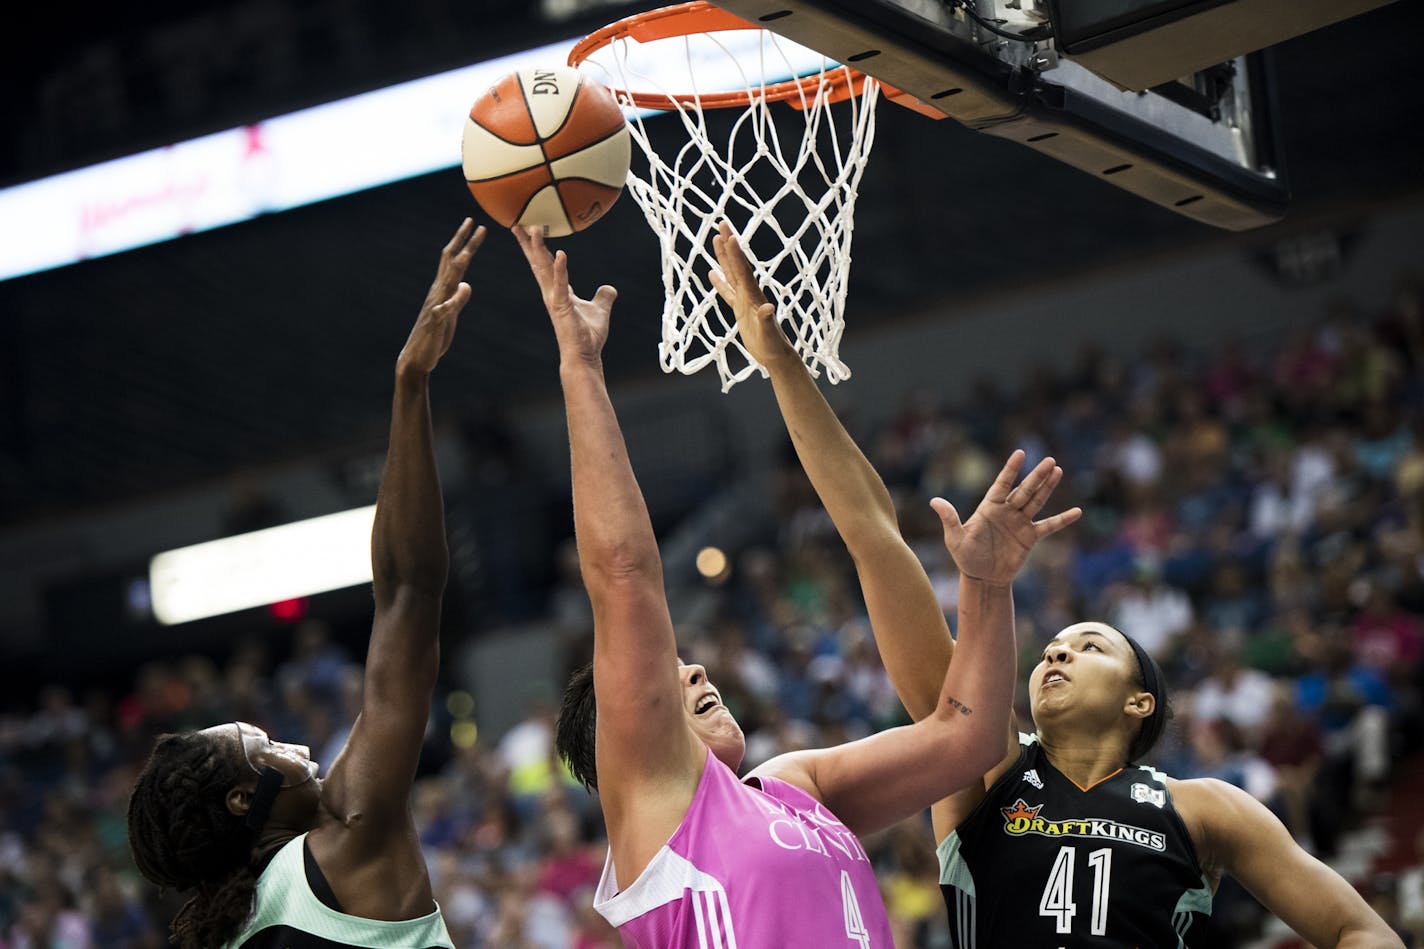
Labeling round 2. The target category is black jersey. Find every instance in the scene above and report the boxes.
[938,734,1212,948]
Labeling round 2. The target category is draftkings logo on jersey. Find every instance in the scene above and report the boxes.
[999,799,1167,852]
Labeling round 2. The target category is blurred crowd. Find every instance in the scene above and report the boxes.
[3,279,1424,947]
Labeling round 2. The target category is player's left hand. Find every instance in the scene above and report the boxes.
[399,218,485,374]
[709,222,797,371]
[930,450,1081,586]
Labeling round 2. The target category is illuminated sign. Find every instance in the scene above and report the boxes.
[1,30,830,281]
[149,505,376,625]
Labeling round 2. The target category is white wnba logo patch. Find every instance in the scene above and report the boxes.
[1130,783,1166,808]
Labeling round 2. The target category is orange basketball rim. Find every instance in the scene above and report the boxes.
[568,0,939,116]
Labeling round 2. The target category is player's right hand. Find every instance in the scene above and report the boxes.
[513,225,618,365]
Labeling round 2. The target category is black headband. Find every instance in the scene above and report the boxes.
[1123,634,1167,762]
[244,766,285,832]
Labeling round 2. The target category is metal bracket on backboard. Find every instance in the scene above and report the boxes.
[713,0,1289,230]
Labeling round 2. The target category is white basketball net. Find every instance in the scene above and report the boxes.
[579,29,880,391]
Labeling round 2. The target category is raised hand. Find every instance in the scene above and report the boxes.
[930,450,1081,586]
[708,222,797,370]
[512,225,618,365]
[399,218,485,374]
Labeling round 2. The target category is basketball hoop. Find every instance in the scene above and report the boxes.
[570,2,881,391]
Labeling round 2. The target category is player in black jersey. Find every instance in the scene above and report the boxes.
[125,220,484,949]
[712,228,1403,947]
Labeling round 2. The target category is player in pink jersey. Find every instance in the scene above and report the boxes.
[513,223,1080,948]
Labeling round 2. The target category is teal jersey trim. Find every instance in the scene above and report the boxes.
[225,835,455,949]
[937,831,978,949]
[1171,874,1215,947]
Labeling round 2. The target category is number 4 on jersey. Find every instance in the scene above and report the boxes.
[1040,846,1113,936]
[1040,846,1078,933]
[841,870,872,948]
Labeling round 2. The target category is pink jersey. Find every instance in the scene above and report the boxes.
[593,747,893,948]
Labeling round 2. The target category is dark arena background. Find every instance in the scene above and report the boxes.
[1,1,1422,946]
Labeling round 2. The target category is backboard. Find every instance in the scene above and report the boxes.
[1043,0,1397,90]
[713,0,1293,230]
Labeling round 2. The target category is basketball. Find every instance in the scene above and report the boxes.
[462,67,630,238]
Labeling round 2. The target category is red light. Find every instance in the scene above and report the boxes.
[269,597,308,622]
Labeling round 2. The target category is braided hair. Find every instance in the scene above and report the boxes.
[127,732,260,948]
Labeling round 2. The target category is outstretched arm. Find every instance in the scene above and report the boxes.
[323,219,483,840]
[710,221,951,722]
[716,225,1078,836]
[1178,778,1404,948]
[512,227,703,833]
[751,451,1078,837]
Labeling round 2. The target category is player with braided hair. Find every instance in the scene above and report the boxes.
[128,731,268,946]
[126,219,484,949]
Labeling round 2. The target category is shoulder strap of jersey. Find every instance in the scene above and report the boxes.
[954,732,1037,830]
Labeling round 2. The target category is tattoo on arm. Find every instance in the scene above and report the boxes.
[945,696,973,716]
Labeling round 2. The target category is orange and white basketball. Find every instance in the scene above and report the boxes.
[461,67,630,237]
